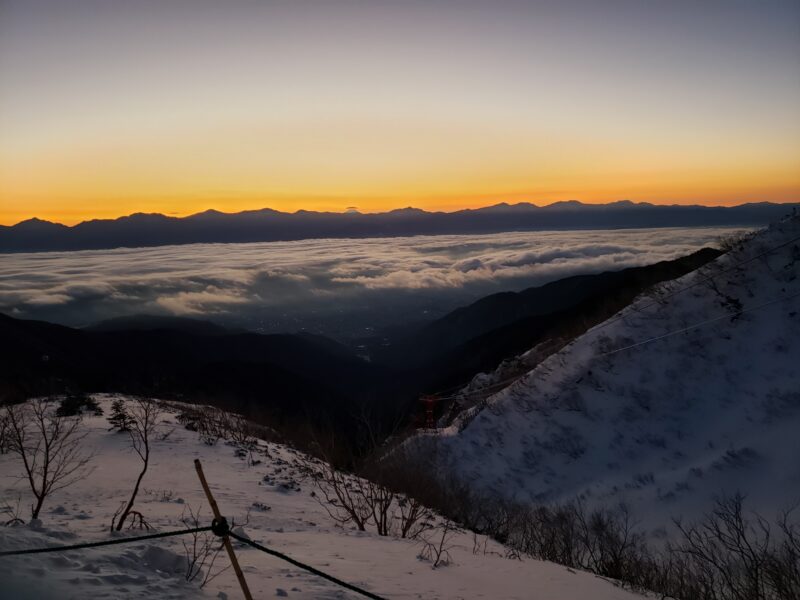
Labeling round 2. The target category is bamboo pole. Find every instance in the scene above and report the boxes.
[194,459,253,600]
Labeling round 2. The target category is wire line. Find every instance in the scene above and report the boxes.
[0,526,212,557]
[228,531,385,600]
[426,230,800,403]
[595,289,800,358]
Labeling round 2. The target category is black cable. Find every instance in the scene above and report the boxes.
[228,531,386,600]
[595,289,800,358]
[1,524,387,599]
[0,526,213,557]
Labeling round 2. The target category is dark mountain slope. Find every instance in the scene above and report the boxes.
[413,247,721,353]
[0,314,400,441]
[85,315,235,335]
[381,247,723,390]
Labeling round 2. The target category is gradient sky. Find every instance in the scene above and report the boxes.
[1,0,799,225]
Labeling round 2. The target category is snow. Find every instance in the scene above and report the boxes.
[409,214,800,535]
[0,395,644,599]
[6,217,797,598]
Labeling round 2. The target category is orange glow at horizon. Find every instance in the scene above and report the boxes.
[2,116,798,225]
[2,117,798,225]
[2,1,799,227]
[2,188,800,227]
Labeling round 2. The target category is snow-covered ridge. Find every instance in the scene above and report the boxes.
[0,395,643,599]
[415,215,800,534]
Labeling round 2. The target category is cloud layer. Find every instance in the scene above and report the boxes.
[0,227,743,339]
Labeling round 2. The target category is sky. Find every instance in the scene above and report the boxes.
[0,226,740,337]
[1,0,799,225]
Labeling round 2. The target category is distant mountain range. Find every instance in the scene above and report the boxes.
[2,201,797,252]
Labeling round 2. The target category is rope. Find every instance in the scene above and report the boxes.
[0,523,386,599]
[0,526,212,557]
[428,287,800,406]
[228,531,386,600]
[595,289,800,358]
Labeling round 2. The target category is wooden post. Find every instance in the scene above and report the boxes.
[194,459,254,600]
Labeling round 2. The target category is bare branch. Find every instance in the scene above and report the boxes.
[3,397,93,519]
[114,397,161,531]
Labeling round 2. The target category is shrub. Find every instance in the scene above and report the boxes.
[375,446,799,599]
[107,398,133,432]
[57,393,102,417]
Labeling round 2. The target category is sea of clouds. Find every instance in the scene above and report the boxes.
[0,227,744,339]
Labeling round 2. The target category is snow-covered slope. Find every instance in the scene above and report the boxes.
[414,215,800,534]
[0,395,643,600]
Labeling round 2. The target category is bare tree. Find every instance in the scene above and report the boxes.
[4,397,93,519]
[396,494,433,540]
[113,397,161,531]
[673,494,776,600]
[2,495,25,526]
[310,459,372,531]
[0,407,9,454]
[180,505,230,586]
[173,404,258,447]
[767,506,800,599]
[418,520,458,568]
